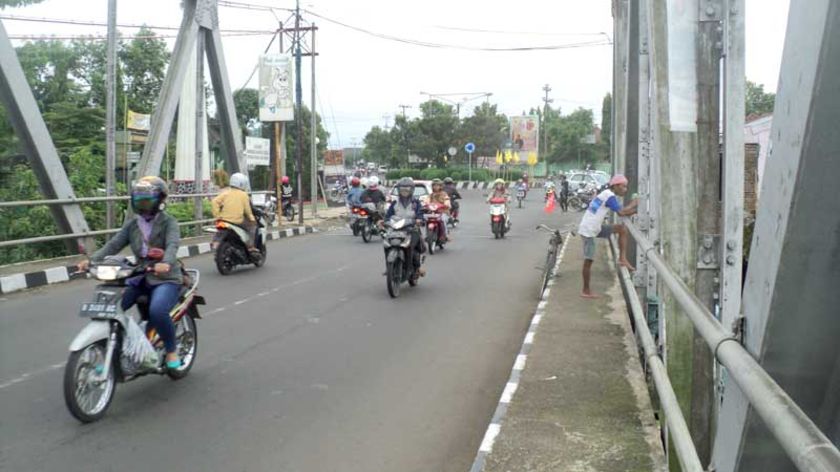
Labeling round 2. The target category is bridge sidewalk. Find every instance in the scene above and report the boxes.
[479,237,666,472]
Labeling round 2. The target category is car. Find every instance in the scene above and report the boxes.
[388,180,432,205]
[566,171,608,191]
[378,165,388,174]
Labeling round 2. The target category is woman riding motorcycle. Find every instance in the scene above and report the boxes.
[346,176,363,207]
[383,177,426,278]
[77,176,183,369]
[428,178,452,242]
[443,177,462,223]
[487,178,511,224]
[212,172,259,255]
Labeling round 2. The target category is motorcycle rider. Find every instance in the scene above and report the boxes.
[487,178,511,224]
[361,176,387,207]
[280,175,294,215]
[77,176,183,369]
[346,176,363,207]
[522,172,530,192]
[428,178,452,242]
[212,172,259,255]
[442,177,462,223]
[514,178,528,197]
[383,177,426,279]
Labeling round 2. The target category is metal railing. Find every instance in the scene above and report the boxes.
[620,219,840,472]
[0,191,272,249]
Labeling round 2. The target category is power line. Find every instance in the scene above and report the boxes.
[301,8,612,51]
[6,31,273,41]
[434,25,610,37]
[0,14,274,34]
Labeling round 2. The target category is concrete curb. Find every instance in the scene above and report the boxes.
[469,237,569,472]
[383,181,521,190]
[0,225,317,296]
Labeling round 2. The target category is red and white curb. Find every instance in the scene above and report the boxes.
[0,226,317,295]
[469,238,569,472]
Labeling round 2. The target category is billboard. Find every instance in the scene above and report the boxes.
[245,137,271,166]
[126,110,150,131]
[258,54,295,122]
[510,115,539,155]
[323,150,344,166]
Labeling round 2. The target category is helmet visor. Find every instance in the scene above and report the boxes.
[132,192,158,214]
[398,186,413,198]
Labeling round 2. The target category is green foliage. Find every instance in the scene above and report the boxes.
[233,88,260,135]
[120,27,170,114]
[601,93,612,150]
[746,80,775,117]
[362,126,392,166]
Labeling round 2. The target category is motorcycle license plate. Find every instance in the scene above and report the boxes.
[517,191,525,197]
[79,303,118,318]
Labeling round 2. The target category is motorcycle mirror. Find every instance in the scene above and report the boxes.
[147,247,165,261]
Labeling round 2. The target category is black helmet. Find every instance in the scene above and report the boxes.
[443,177,454,184]
[131,176,168,217]
[397,177,414,199]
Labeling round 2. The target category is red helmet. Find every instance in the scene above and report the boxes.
[350,177,361,187]
[282,176,290,185]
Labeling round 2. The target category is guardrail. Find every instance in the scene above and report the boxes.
[0,191,272,249]
[620,219,840,472]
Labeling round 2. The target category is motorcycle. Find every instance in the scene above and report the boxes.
[382,217,423,298]
[281,197,296,222]
[328,182,348,204]
[64,253,204,423]
[489,197,510,239]
[251,194,276,226]
[348,205,363,236]
[358,202,383,243]
[516,187,526,208]
[205,206,269,275]
[568,184,597,212]
[423,202,448,255]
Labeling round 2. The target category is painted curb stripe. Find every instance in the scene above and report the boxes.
[0,226,317,295]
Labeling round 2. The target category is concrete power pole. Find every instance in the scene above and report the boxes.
[294,0,304,224]
[310,23,317,217]
[398,104,412,118]
[541,84,552,161]
[105,0,117,228]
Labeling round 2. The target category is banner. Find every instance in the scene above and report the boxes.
[258,54,295,122]
[126,110,150,131]
[323,150,344,166]
[510,115,539,155]
[245,137,271,166]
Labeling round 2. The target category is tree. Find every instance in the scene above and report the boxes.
[233,88,260,136]
[413,100,458,167]
[746,80,775,117]
[601,93,612,151]
[459,102,508,163]
[362,126,393,166]
[120,27,169,115]
[546,107,599,165]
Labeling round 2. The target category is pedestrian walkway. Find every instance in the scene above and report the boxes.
[481,237,666,472]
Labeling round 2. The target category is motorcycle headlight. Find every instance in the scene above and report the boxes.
[91,265,131,281]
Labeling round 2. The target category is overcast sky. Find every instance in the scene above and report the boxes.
[2,0,790,149]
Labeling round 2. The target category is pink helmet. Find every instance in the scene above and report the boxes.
[609,174,628,187]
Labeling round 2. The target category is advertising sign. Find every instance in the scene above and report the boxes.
[323,150,345,176]
[258,54,295,122]
[245,137,271,166]
[510,115,539,155]
[126,110,150,131]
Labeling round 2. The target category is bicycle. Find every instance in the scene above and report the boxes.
[536,224,575,295]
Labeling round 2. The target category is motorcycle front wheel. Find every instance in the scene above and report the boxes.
[167,314,198,380]
[386,258,402,298]
[361,221,372,243]
[426,230,437,255]
[215,242,235,275]
[63,340,116,423]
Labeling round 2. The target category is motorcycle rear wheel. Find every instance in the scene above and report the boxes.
[284,205,296,222]
[253,242,267,267]
[386,259,402,298]
[64,340,116,423]
[167,314,198,380]
[492,221,501,239]
[362,222,372,243]
[215,242,235,275]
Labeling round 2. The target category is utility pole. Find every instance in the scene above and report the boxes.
[105,0,117,228]
[274,22,285,225]
[310,23,317,217]
[294,0,304,224]
[398,104,412,118]
[541,84,552,161]
[194,33,205,228]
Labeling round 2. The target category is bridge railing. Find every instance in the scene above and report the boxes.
[0,191,272,250]
[617,219,840,472]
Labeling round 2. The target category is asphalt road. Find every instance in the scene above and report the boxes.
[0,190,580,472]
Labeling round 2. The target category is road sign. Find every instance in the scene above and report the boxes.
[448,146,457,156]
[244,137,271,166]
[465,142,475,154]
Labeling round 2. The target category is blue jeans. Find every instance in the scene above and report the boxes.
[121,281,180,353]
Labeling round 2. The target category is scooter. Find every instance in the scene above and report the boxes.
[516,187,526,208]
[64,252,204,423]
[423,202,448,254]
[205,206,269,275]
[489,197,510,239]
[358,202,383,243]
[382,217,423,298]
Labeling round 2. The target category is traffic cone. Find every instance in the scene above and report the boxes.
[544,196,556,214]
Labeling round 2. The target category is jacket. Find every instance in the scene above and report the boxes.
[346,187,364,206]
[385,198,424,226]
[92,212,182,285]
[212,188,255,225]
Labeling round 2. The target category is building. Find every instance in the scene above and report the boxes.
[744,113,773,197]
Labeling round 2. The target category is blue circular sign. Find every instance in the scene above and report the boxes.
[465,142,476,153]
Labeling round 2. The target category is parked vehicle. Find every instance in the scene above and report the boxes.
[568,183,598,212]
[489,197,509,239]
[251,194,276,226]
[64,254,204,423]
[382,217,423,298]
[205,206,269,274]
[423,202,448,254]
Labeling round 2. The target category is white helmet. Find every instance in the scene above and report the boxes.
[230,172,250,191]
[360,177,370,188]
[368,176,380,189]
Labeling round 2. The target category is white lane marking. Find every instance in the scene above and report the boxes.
[0,362,65,390]
[513,355,527,371]
[524,331,535,345]
[234,299,247,305]
[478,423,501,453]
[500,382,519,404]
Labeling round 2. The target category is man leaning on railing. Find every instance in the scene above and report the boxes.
[577,174,638,299]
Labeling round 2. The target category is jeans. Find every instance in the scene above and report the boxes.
[122,280,181,353]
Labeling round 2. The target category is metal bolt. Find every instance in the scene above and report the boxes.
[727,240,736,250]
[713,293,720,300]
[704,254,713,264]
[714,277,720,284]
[726,255,736,265]
[703,237,713,249]
[706,5,716,16]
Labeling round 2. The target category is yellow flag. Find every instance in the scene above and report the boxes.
[495,150,503,165]
[504,150,513,163]
[527,151,538,166]
[513,152,521,163]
